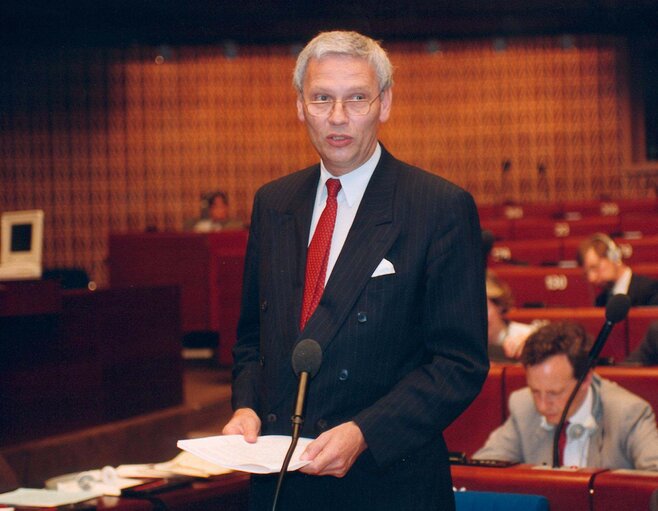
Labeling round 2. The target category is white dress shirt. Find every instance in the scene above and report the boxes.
[308,144,381,284]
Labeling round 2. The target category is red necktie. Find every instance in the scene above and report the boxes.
[300,178,341,329]
[558,421,570,466]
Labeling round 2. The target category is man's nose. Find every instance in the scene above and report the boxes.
[328,101,349,123]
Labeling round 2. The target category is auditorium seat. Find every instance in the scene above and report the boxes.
[512,216,620,240]
[505,307,628,362]
[620,213,658,236]
[444,365,506,456]
[627,308,658,354]
[481,218,513,240]
[596,366,658,420]
[490,239,562,266]
[492,267,593,308]
[632,263,658,280]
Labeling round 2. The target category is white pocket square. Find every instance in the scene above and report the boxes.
[371,258,395,278]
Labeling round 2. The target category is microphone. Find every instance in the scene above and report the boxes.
[291,338,322,440]
[551,294,630,468]
[272,339,322,511]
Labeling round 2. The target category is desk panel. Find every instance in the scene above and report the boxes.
[109,231,248,365]
[451,464,604,511]
[591,470,658,511]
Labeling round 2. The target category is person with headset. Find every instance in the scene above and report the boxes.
[577,233,658,307]
[473,321,658,470]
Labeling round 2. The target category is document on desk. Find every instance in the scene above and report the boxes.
[0,488,101,507]
[177,435,313,474]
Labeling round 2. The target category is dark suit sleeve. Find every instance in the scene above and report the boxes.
[353,188,489,467]
[230,190,263,412]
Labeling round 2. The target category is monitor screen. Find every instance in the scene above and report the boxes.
[11,223,33,252]
[0,210,44,279]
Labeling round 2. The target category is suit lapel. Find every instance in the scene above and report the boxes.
[269,166,319,344]
[301,150,400,350]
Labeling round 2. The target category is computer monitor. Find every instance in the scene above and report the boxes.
[0,209,44,280]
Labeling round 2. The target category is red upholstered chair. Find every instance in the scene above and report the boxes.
[627,308,658,354]
[492,267,594,308]
[490,239,562,266]
[595,366,658,420]
[620,213,658,236]
[481,218,514,241]
[444,365,506,456]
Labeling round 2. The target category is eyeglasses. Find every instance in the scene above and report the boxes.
[304,91,383,117]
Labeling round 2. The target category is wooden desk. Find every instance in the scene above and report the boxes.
[43,473,250,511]
[109,231,248,366]
[451,464,605,511]
[0,285,182,446]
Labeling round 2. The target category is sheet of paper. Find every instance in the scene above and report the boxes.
[177,435,313,474]
[154,451,233,478]
[0,488,100,507]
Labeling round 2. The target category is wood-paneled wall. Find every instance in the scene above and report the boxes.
[0,35,644,285]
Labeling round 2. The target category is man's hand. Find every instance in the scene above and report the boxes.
[221,408,261,443]
[503,332,529,360]
[299,421,367,478]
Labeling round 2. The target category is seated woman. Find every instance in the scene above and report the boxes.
[487,271,541,362]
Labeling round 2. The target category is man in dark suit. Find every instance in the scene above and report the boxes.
[222,30,488,511]
[577,233,658,307]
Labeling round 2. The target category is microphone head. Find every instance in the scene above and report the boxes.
[605,294,631,323]
[292,338,322,378]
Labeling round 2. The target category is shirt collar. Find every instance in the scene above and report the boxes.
[319,143,381,208]
[612,266,632,295]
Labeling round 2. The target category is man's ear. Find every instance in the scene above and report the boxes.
[379,87,393,123]
[296,94,306,122]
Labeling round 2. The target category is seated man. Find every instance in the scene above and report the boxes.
[577,233,658,307]
[473,321,658,470]
[624,320,658,366]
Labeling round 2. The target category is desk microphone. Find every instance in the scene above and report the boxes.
[272,338,322,511]
[551,294,630,468]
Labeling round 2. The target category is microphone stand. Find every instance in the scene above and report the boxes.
[551,367,590,468]
[271,371,309,511]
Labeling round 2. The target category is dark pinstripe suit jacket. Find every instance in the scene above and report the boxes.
[231,146,489,510]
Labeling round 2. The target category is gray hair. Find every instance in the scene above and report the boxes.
[292,31,393,93]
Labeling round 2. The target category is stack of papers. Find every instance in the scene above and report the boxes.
[177,435,313,474]
[117,452,233,479]
[0,488,101,508]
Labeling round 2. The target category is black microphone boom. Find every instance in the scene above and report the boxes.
[551,294,630,468]
[272,339,322,511]
[587,293,632,365]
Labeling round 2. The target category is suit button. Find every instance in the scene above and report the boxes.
[315,419,328,432]
[259,356,265,367]
[338,369,349,381]
[357,312,367,323]
[266,413,277,423]
[260,300,268,311]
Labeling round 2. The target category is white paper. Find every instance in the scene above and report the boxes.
[177,435,313,474]
[154,451,233,478]
[0,488,100,507]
